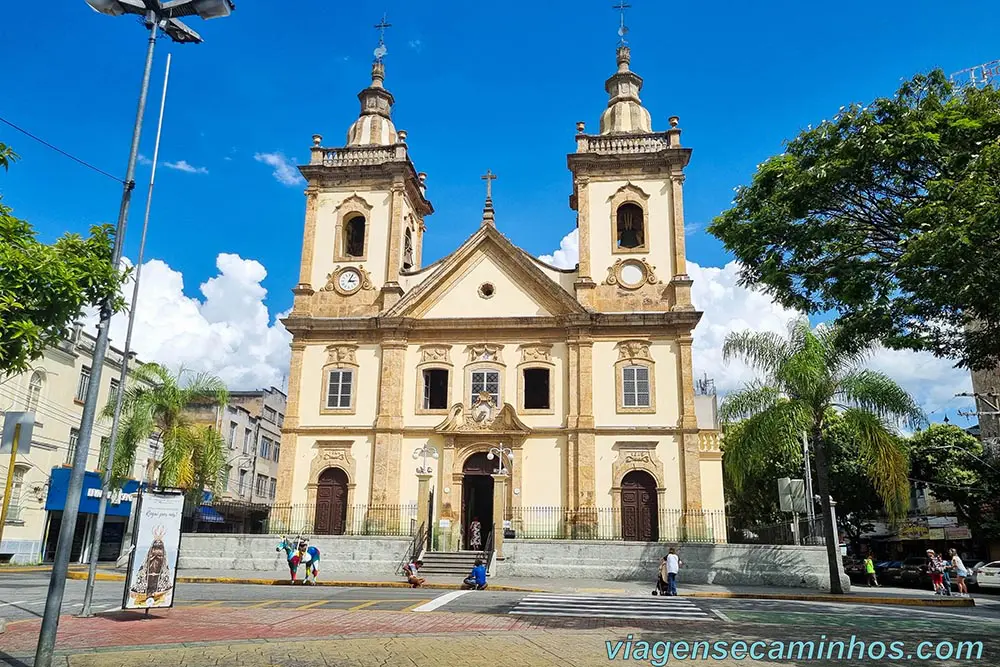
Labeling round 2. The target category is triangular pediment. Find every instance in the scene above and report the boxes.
[387,225,587,319]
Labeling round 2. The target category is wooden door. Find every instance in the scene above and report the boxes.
[621,470,658,542]
[315,467,348,535]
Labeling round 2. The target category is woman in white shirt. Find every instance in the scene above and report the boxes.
[950,549,969,597]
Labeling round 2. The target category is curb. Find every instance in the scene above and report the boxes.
[683,591,975,607]
[64,570,542,592]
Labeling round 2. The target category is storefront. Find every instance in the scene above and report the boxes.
[43,467,141,563]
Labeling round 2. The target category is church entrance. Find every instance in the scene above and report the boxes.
[314,467,348,535]
[461,452,494,551]
[621,470,658,542]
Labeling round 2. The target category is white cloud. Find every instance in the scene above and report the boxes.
[163,160,208,174]
[539,229,974,419]
[408,39,422,51]
[538,228,579,269]
[82,254,291,391]
[137,154,152,166]
[254,152,305,187]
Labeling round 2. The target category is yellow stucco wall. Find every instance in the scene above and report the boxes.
[421,253,555,319]
[583,177,674,278]
[700,458,725,511]
[312,190,392,288]
[591,339,680,426]
[297,343,381,426]
[518,436,565,507]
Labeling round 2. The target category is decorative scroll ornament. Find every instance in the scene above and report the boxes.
[466,343,504,364]
[623,451,651,464]
[616,339,652,362]
[322,449,347,462]
[434,399,531,435]
[420,345,451,364]
[325,344,358,365]
[604,258,658,289]
[519,344,553,364]
[322,265,374,293]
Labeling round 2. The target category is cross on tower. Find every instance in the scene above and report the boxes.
[481,169,497,200]
[613,1,631,45]
[374,13,391,61]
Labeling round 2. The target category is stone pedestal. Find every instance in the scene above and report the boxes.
[416,473,432,538]
[491,473,508,559]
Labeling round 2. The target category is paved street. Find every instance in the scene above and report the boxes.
[4,571,1000,665]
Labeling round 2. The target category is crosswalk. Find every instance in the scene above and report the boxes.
[509,593,713,621]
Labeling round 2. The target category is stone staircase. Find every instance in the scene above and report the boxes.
[414,550,486,578]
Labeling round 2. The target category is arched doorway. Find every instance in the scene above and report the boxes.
[315,467,349,535]
[461,452,495,551]
[621,470,658,542]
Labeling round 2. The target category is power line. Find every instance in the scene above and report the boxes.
[0,115,124,184]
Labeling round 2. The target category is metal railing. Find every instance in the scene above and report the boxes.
[508,506,729,543]
[727,516,826,546]
[185,501,418,537]
[398,521,426,575]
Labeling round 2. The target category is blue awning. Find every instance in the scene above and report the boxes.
[196,506,225,523]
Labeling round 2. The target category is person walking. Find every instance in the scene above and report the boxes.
[665,547,683,596]
[950,548,970,597]
[469,517,482,551]
[652,556,669,595]
[864,555,880,587]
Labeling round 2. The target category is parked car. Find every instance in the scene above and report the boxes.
[844,558,866,582]
[899,556,931,587]
[964,561,985,590]
[877,560,903,585]
[974,561,1000,590]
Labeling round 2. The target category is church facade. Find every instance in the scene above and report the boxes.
[274,40,725,550]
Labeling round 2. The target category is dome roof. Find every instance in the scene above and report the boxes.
[345,60,398,146]
[599,46,653,135]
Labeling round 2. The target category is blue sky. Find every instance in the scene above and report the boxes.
[1,1,990,418]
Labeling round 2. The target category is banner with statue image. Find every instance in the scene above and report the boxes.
[122,490,185,610]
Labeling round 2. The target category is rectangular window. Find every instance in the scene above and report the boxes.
[243,429,253,455]
[76,367,91,402]
[273,442,281,464]
[108,379,121,408]
[7,467,26,522]
[470,370,500,406]
[238,470,248,496]
[263,406,277,422]
[523,368,551,410]
[268,477,277,499]
[622,366,651,408]
[98,436,110,473]
[277,413,284,428]
[326,370,353,409]
[66,428,80,465]
[221,466,231,492]
[422,368,449,410]
[255,473,268,496]
[259,437,271,460]
[229,422,239,449]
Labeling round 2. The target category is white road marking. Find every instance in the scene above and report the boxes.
[510,594,712,620]
[711,608,733,622]
[411,590,470,612]
[0,601,27,607]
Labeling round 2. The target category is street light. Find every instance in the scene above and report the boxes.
[413,444,439,474]
[487,443,513,476]
[34,4,235,665]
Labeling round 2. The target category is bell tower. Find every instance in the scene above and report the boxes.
[567,41,693,313]
[292,20,432,318]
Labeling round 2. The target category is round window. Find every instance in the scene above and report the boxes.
[619,262,646,288]
[478,282,496,299]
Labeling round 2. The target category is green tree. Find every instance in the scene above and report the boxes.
[720,318,923,593]
[824,412,883,553]
[0,142,127,375]
[709,71,1000,371]
[108,363,229,496]
[908,423,1000,538]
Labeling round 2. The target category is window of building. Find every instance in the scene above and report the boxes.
[6,465,27,523]
[622,365,651,408]
[277,413,285,428]
[326,369,354,409]
[268,477,277,499]
[66,428,80,465]
[259,437,271,460]
[221,466,231,492]
[263,406,277,422]
[243,428,253,455]
[108,379,121,408]
[616,203,645,250]
[344,215,366,258]
[273,442,281,464]
[522,368,551,410]
[76,366,91,402]
[255,473,268,497]
[26,371,43,414]
[229,422,239,449]
[238,470,248,496]
[402,227,414,270]
[98,436,110,473]
[422,368,449,410]
[470,369,500,406]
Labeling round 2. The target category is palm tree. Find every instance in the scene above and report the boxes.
[105,363,229,495]
[720,318,923,593]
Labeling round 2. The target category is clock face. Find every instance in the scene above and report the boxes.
[619,262,645,287]
[338,269,361,293]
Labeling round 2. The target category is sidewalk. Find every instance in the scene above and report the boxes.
[63,568,980,606]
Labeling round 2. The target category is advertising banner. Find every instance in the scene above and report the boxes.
[123,490,185,610]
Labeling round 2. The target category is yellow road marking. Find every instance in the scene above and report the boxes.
[191,601,224,608]
[347,600,382,611]
[244,600,280,609]
[401,599,432,612]
[295,599,332,610]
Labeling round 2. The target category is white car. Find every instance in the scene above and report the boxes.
[974,561,1000,589]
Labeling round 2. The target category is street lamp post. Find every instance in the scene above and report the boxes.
[34,4,235,666]
[413,444,439,474]
[487,444,513,476]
